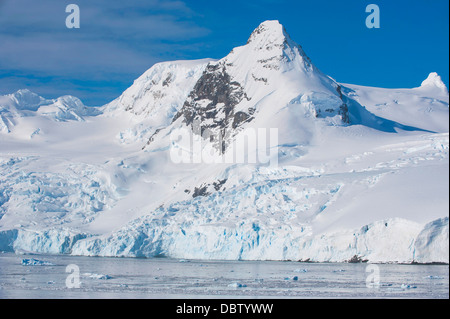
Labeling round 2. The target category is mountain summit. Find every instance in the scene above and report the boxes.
[247,20,288,44]
[147,20,348,152]
[245,20,313,70]
[420,72,448,94]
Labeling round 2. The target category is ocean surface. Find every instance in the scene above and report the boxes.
[0,253,448,299]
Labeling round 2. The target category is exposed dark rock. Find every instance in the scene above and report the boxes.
[252,74,268,84]
[192,184,210,198]
[142,128,163,149]
[188,179,228,198]
[297,258,313,263]
[172,62,253,152]
[162,73,174,87]
[347,255,368,263]
[213,179,227,191]
[336,85,350,124]
[232,111,253,129]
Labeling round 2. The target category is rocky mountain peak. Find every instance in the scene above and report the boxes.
[146,21,349,151]
[247,20,288,45]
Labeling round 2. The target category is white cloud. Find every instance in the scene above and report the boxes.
[0,0,210,104]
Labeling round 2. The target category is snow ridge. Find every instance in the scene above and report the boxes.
[421,72,448,92]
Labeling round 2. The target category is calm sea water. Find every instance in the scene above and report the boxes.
[0,253,448,299]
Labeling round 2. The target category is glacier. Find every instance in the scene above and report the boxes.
[0,20,448,263]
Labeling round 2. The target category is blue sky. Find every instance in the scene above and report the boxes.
[0,0,448,105]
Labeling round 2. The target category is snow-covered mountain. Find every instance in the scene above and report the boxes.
[0,21,448,263]
[147,21,349,154]
[103,59,214,144]
[0,89,101,135]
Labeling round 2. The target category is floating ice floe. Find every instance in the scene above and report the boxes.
[424,275,444,280]
[83,273,113,280]
[294,269,308,273]
[401,284,417,289]
[21,258,54,266]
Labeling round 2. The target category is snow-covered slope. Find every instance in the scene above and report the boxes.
[0,21,448,263]
[0,89,100,135]
[342,72,449,133]
[104,59,213,144]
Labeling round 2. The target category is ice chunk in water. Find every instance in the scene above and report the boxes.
[21,258,54,266]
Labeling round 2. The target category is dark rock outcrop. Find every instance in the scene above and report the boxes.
[172,62,253,152]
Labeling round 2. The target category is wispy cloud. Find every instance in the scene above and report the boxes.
[0,0,210,105]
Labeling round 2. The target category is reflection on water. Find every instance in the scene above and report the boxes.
[0,253,448,298]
